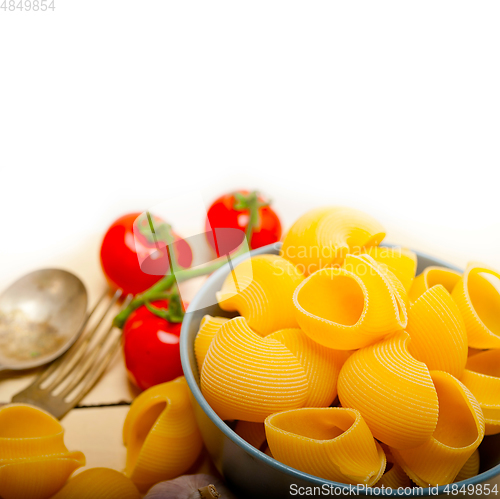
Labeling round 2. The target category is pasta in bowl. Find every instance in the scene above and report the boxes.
[180,241,500,499]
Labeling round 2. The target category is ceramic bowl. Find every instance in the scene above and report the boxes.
[180,243,500,498]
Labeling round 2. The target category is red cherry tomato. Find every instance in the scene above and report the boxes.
[100,212,193,296]
[122,300,183,391]
[205,190,282,252]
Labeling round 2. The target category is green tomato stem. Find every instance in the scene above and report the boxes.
[113,191,264,328]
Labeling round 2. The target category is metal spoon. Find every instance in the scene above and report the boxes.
[0,269,88,372]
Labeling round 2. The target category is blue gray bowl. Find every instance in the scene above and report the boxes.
[180,243,500,498]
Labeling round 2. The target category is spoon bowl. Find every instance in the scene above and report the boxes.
[0,269,88,372]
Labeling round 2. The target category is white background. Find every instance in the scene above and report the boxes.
[1,1,500,299]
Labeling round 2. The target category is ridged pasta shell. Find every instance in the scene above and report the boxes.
[201,317,309,422]
[123,377,203,492]
[0,404,85,499]
[391,371,485,487]
[267,328,349,407]
[461,349,500,435]
[281,206,386,275]
[338,331,439,449]
[409,266,462,303]
[234,421,268,452]
[455,450,480,482]
[365,246,417,293]
[451,263,500,348]
[265,407,386,486]
[216,255,304,336]
[194,315,229,373]
[293,254,407,350]
[374,444,412,489]
[51,468,141,499]
[406,285,468,378]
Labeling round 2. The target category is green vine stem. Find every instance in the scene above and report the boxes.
[113,191,267,328]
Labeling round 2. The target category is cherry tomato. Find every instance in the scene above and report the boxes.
[122,300,183,391]
[100,212,193,296]
[205,190,282,252]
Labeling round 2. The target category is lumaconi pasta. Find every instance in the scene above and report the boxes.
[265,408,386,486]
[365,246,417,293]
[338,331,439,449]
[216,255,304,336]
[0,404,85,499]
[452,263,500,349]
[409,266,462,303]
[455,450,480,482]
[391,371,485,487]
[194,315,229,373]
[123,377,203,492]
[51,468,141,499]
[293,254,407,350]
[406,285,468,378]
[375,444,412,489]
[267,328,349,407]
[234,421,268,452]
[461,349,500,435]
[281,206,386,275]
[201,317,308,422]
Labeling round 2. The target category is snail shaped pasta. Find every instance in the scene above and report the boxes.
[409,266,462,303]
[123,377,203,492]
[406,285,468,378]
[281,206,386,275]
[234,421,272,456]
[391,371,485,487]
[51,468,140,499]
[0,404,85,499]
[267,328,349,407]
[374,444,411,489]
[461,349,500,435]
[216,254,304,336]
[455,450,480,482]
[201,317,308,422]
[265,407,386,486]
[338,331,439,449]
[194,315,229,372]
[452,263,500,349]
[365,246,417,293]
[293,254,408,350]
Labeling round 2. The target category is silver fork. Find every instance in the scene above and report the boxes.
[11,289,132,419]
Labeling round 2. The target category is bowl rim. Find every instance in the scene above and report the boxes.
[180,242,500,496]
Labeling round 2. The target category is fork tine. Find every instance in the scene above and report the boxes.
[33,288,111,387]
[39,289,122,392]
[12,291,132,419]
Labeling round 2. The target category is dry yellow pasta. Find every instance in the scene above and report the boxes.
[391,371,485,487]
[0,404,85,499]
[201,317,308,422]
[293,254,407,350]
[265,407,386,486]
[461,349,500,435]
[123,377,203,492]
[267,328,349,407]
[51,468,141,499]
[365,246,417,293]
[234,421,268,452]
[455,450,480,482]
[406,285,468,378]
[281,206,386,275]
[375,444,412,489]
[452,263,500,349]
[338,331,439,449]
[409,266,462,303]
[194,315,229,372]
[217,255,304,336]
